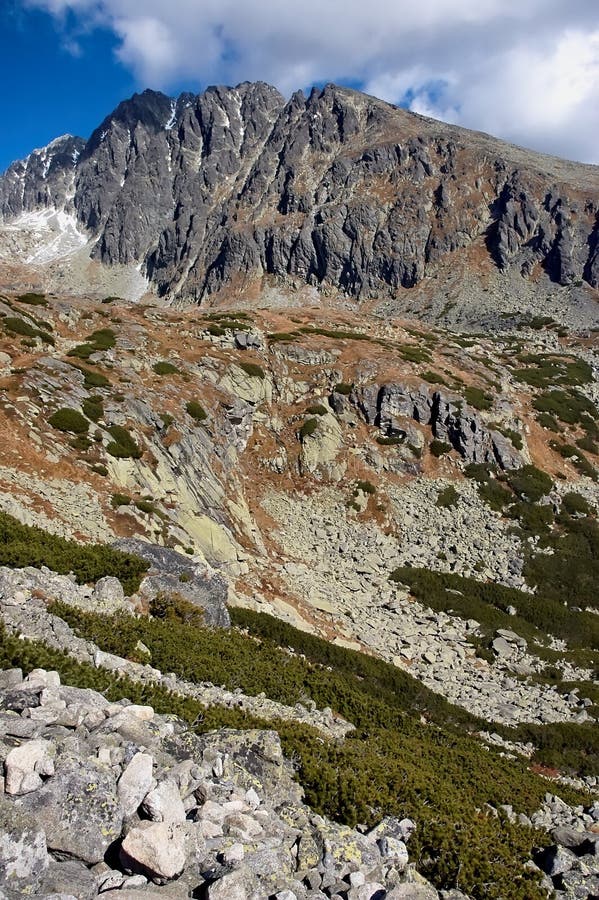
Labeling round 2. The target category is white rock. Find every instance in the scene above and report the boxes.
[207,870,247,899]
[120,822,186,883]
[142,779,186,823]
[5,739,54,795]
[117,753,155,816]
[24,669,60,688]
[223,842,245,864]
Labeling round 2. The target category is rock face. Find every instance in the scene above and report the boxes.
[0,668,439,899]
[1,83,598,301]
[112,539,231,627]
[0,134,85,219]
[357,383,524,468]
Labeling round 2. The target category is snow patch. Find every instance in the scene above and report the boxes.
[164,99,177,130]
[3,207,88,264]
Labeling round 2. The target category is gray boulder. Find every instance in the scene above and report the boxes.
[19,755,123,864]
[113,539,230,627]
[0,796,49,894]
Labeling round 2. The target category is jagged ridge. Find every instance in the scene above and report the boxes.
[1,83,598,301]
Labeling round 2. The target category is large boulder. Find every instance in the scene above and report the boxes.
[117,752,155,816]
[112,539,230,627]
[0,796,49,894]
[18,754,123,864]
[120,821,187,883]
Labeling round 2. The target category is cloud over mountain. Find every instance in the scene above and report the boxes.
[25,0,599,162]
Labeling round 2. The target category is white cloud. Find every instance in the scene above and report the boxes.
[24,0,599,162]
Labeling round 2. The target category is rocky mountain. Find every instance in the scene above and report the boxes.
[0,84,598,900]
[1,83,598,315]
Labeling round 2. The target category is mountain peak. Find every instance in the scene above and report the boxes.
[0,80,598,311]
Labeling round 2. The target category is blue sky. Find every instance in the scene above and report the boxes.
[0,5,133,171]
[2,0,598,172]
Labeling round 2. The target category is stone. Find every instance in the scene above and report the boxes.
[4,738,54,795]
[19,756,123,864]
[223,843,245,864]
[118,752,155,816]
[536,844,577,876]
[0,796,49,893]
[0,669,22,688]
[206,870,248,899]
[348,884,386,900]
[142,778,186,823]
[492,637,513,657]
[39,860,99,900]
[114,539,230,627]
[91,576,125,609]
[120,822,187,883]
[386,884,438,899]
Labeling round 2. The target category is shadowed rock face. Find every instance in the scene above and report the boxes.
[1,83,599,300]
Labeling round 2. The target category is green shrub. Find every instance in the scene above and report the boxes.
[576,435,598,455]
[333,382,352,395]
[513,355,593,388]
[86,328,116,350]
[420,370,447,385]
[110,493,131,508]
[561,492,592,517]
[160,413,174,428]
[150,592,205,627]
[508,501,553,535]
[0,511,148,592]
[206,324,226,336]
[299,418,319,439]
[299,326,372,341]
[355,479,376,495]
[478,479,513,512]
[533,390,597,427]
[152,360,179,376]
[0,587,587,898]
[398,345,431,364]
[390,566,599,653]
[239,361,265,379]
[48,408,89,435]
[436,485,460,508]
[106,425,142,459]
[306,404,328,416]
[464,386,493,410]
[67,344,95,360]
[536,412,561,432]
[3,317,37,337]
[134,499,159,516]
[186,400,207,422]
[430,439,452,457]
[268,332,297,343]
[91,464,108,477]
[82,397,103,423]
[507,465,553,502]
[376,435,404,446]
[71,366,110,388]
[16,292,47,306]
[67,328,116,360]
[70,435,92,452]
[464,463,495,482]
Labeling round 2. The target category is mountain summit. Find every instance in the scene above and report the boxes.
[1,82,598,309]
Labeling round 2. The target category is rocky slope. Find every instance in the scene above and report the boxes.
[1,84,598,324]
[0,286,596,896]
[0,666,439,899]
[0,290,596,728]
